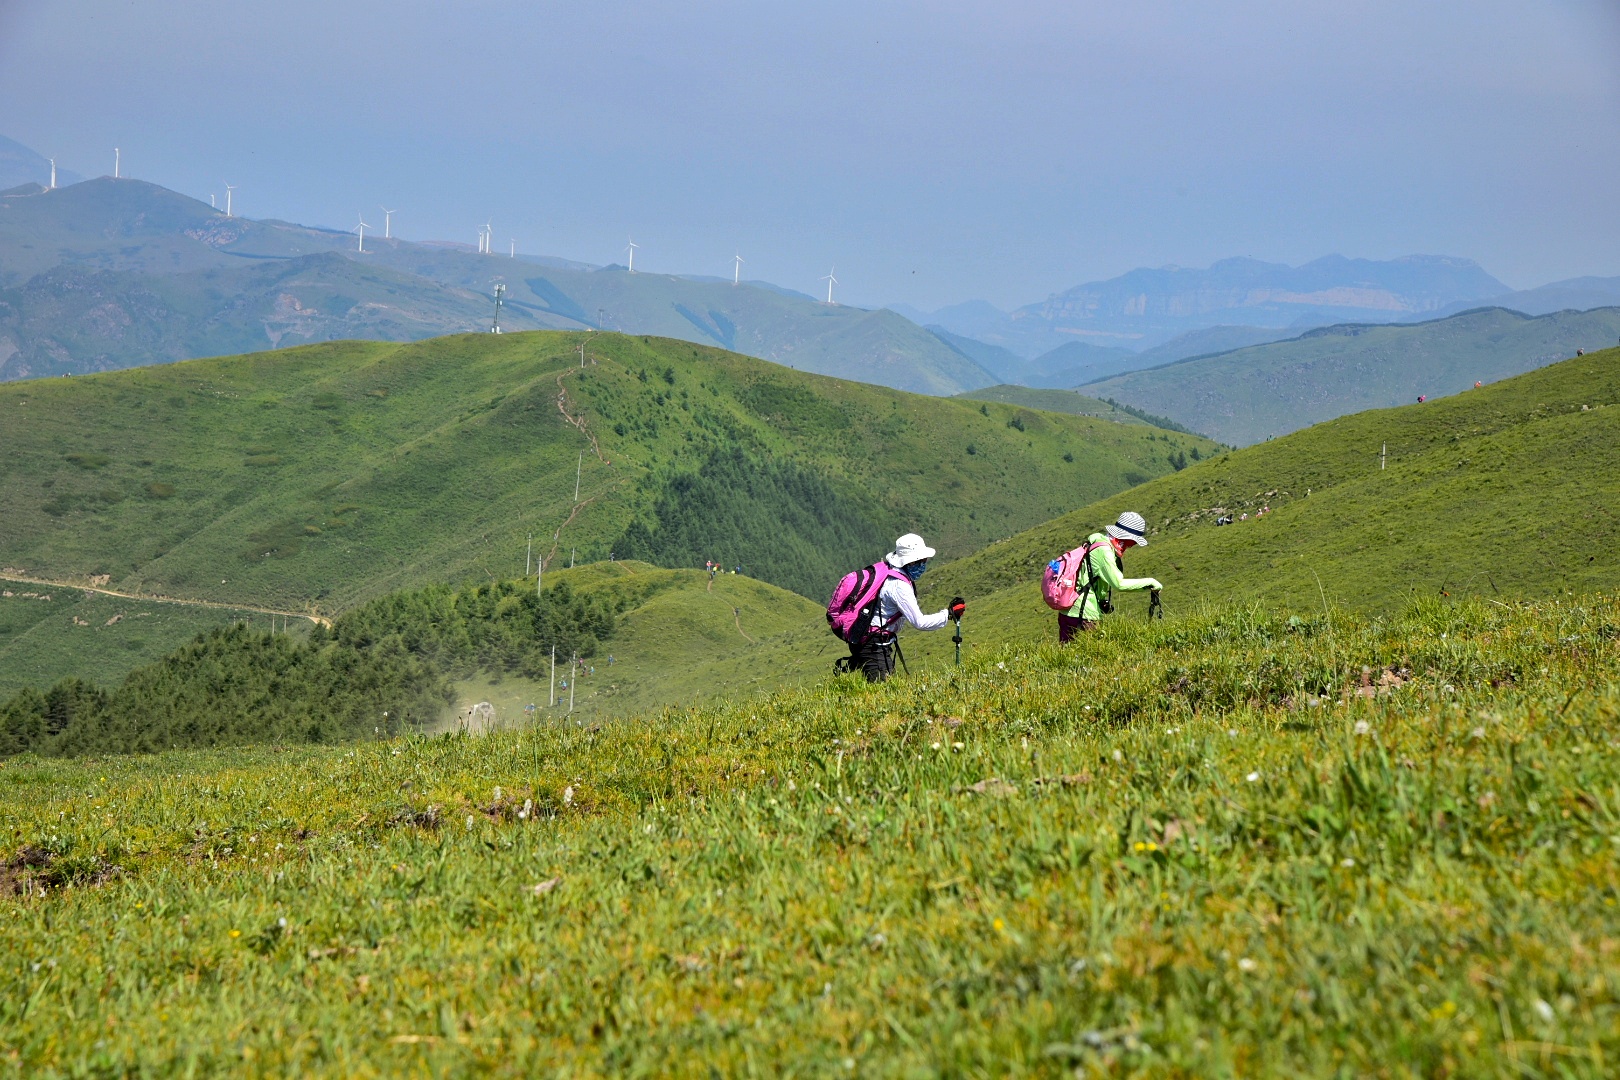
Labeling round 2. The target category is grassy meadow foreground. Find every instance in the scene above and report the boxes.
[3,596,1618,1075]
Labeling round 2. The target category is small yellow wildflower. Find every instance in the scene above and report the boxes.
[229,929,241,938]
[1133,841,1146,852]
[993,918,1004,932]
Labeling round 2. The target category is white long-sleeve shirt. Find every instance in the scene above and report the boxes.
[868,577,950,636]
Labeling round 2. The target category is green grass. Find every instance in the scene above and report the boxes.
[1087,306,1620,445]
[928,346,1620,633]
[0,330,1216,690]
[2,595,1617,1074]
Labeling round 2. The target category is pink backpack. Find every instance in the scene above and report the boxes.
[1041,540,1106,611]
[827,561,905,643]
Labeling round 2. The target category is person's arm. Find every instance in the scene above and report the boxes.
[1092,545,1161,593]
[885,579,950,631]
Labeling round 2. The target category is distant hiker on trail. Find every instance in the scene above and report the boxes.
[827,533,964,683]
[1041,511,1161,643]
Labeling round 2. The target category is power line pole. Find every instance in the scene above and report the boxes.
[574,451,583,502]
[567,653,576,714]
[526,533,532,576]
[1381,442,1387,471]
[549,646,556,707]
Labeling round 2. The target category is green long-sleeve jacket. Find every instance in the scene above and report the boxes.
[1064,532,1162,621]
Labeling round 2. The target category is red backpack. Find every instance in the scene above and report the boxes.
[826,561,906,643]
[1041,539,1107,611]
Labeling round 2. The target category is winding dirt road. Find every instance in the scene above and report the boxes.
[0,573,332,627]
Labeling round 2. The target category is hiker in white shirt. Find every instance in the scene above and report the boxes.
[852,534,964,682]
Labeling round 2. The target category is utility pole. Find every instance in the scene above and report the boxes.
[549,646,556,707]
[574,451,583,502]
[491,283,505,334]
[1381,442,1387,471]
[567,653,576,714]
[579,342,585,368]
[570,547,575,568]
[526,533,532,576]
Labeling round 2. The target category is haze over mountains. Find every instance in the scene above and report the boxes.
[7,133,1618,410]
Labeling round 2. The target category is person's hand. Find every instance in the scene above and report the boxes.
[948,596,966,619]
[1145,579,1162,591]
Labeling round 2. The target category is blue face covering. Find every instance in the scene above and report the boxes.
[903,560,928,582]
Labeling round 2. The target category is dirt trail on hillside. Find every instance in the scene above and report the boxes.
[540,348,630,571]
[0,573,332,627]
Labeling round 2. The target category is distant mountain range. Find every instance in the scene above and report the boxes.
[0,144,995,394]
[1084,306,1620,446]
[0,135,85,191]
[904,255,1513,360]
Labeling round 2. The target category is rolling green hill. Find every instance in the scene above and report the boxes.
[0,330,1216,688]
[1086,306,1620,445]
[923,345,1620,641]
[0,178,994,394]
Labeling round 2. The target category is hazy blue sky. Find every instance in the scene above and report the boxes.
[2,0,1617,309]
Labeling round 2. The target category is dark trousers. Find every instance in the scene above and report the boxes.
[847,637,896,682]
[1057,614,1098,643]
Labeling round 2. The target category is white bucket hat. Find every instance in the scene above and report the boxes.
[1105,511,1149,546]
[885,533,936,568]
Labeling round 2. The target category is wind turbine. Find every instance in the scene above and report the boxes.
[224,184,236,217]
[48,158,55,189]
[114,148,120,179]
[626,237,638,272]
[355,215,371,253]
[822,267,838,305]
[379,207,395,239]
[509,239,515,258]
[733,253,744,286]
[484,220,493,254]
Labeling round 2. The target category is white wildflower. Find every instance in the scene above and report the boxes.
[1246,771,1260,783]
[1534,999,1555,1022]
[1112,749,1124,762]
[563,786,575,806]
[1354,720,1370,736]
[1341,857,1355,868]
[1237,957,1257,972]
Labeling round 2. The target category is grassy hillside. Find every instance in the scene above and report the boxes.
[2,594,1617,1073]
[926,346,1620,636]
[1087,306,1620,445]
[0,179,993,395]
[0,330,1216,685]
[957,385,1202,435]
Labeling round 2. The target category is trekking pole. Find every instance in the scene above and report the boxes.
[952,614,963,665]
[1148,589,1163,621]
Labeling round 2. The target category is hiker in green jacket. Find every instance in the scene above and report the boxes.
[1059,511,1161,642]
